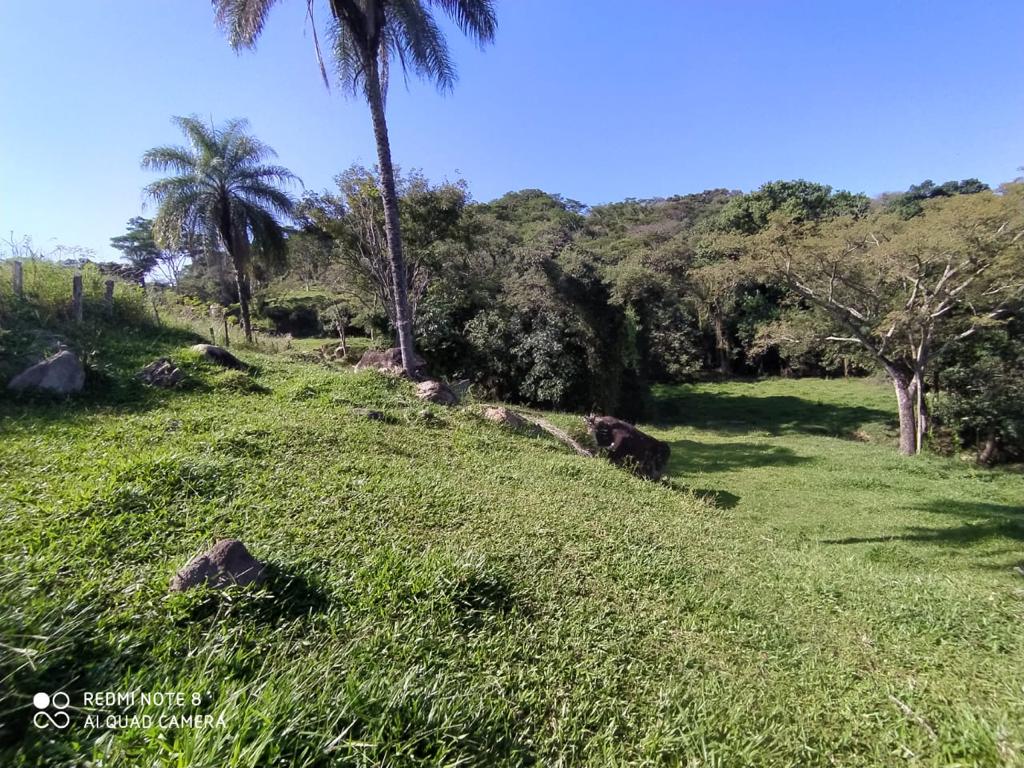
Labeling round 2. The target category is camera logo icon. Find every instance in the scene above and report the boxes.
[33,692,70,730]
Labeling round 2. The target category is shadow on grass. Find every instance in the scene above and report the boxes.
[174,564,335,627]
[0,604,120,756]
[653,389,892,437]
[662,479,741,508]
[666,439,811,475]
[823,500,1024,555]
[691,487,741,509]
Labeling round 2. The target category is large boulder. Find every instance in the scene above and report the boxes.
[416,380,458,406]
[355,347,426,378]
[138,358,184,388]
[7,350,85,396]
[483,406,535,432]
[190,344,247,370]
[169,539,266,592]
[585,415,671,480]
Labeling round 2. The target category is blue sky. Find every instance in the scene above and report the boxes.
[2,1,1023,260]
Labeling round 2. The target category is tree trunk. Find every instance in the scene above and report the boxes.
[888,367,917,456]
[912,370,925,454]
[232,256,253,344]
[221,216,253,344]
[978,429,999,465]
[712,312,731,375]
[363,57,417,377]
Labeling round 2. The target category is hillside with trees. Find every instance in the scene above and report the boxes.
[150,170,1022,462]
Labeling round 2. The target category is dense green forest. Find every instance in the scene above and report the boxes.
[116,170,1023,463]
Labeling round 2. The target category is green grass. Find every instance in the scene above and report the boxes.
[2,345,1022,766]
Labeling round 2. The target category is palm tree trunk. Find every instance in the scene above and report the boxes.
[232,254,253,344]
[364,57,417,378]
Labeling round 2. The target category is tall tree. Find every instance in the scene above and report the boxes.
[213,0,497,376]
[751,188,1024,455]
[111,217,197,286]
[142,116,298,342]
[298,165,468,328]
[110,217,160,284]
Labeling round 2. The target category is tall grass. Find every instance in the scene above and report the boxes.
[0,259,149,329]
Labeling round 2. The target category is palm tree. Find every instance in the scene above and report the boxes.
[213,0,496,376]
[142,116,298,342]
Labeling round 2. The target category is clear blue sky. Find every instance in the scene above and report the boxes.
[2,1,1023,260]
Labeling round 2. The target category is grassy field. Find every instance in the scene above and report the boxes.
[1,338,1022,766]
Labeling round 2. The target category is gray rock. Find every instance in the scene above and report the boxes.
[483,406,535,432]
[169,539,266,592]
[7,350,85,395]
[191,344,247,370]
[354,347,426,378]
[138,358,184,388]
[416,380,458,406]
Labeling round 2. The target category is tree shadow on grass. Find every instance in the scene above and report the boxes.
[822,500,1024,567]
[665,439,811,475]
[663,479,741,509]
[653,389,892,437]
[451,572,524,631]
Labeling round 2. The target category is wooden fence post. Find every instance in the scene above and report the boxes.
[12,260,23,299]
[104,280,115,314]
[223,315,230,348]
[208,305,218,344]
[72,274,83,323]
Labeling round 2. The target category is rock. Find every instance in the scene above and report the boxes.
[354,347,426,378]
[191,344,247,370]
[585,415,671,480]
[169,539,266,592]
[7,350,85,395]
[138,358,184,388]
[483,406,534,432]
[416,379,458,406]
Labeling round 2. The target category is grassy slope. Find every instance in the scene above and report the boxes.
[1,345,1022,767]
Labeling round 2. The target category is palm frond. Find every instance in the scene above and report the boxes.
[330,14,366,94]
[170,115,222,159]
[140,146,197,176]
[213,0,280,49]
[306,0,331,88]
[143,175,200,203]
[234,164,302,189]
[387,0,457,91]
[426,0,497,45]
[238,180,297,219]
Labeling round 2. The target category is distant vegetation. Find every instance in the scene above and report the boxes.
[106,171,1021,463]
[8,165,1024,465]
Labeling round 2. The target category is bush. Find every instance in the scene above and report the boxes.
[932,320,1024,464]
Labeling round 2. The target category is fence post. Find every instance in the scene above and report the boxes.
[12,260,23,299]
[72,274,83,323]
[208,305,218,344]
[223,315,230,348]
[104,280,115,314]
